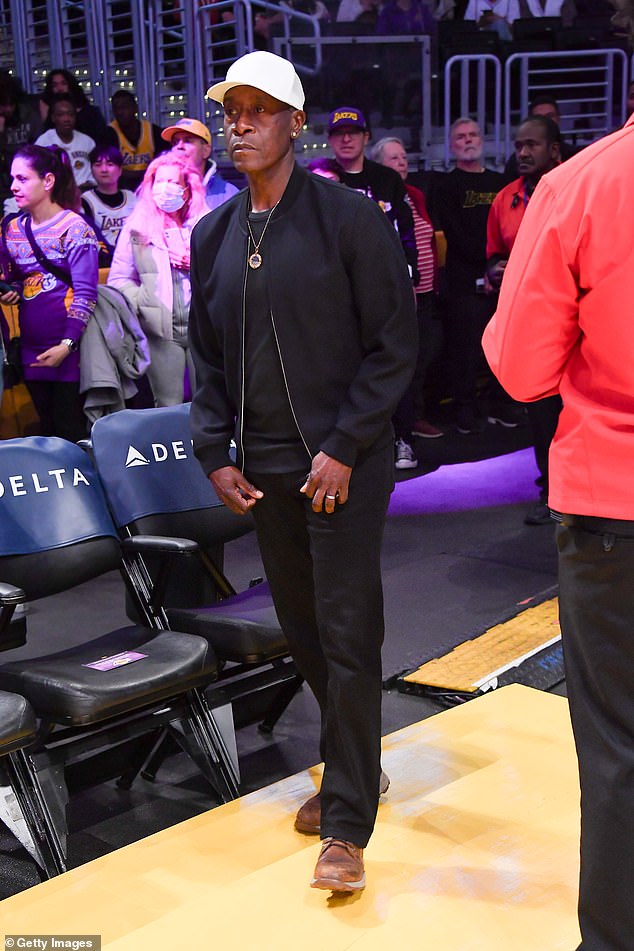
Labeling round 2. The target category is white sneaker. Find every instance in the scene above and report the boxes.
[395,438,418,469]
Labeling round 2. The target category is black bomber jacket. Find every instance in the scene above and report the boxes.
[188,163,417,475]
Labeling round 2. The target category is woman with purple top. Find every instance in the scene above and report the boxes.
[0,144,98,441]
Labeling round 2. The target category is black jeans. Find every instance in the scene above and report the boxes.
[247,444,393,847]
[526,395,562,498]
[25,379,87,443]
[557,515,634,951]
[393,291,443,439]
[446,292,496,414]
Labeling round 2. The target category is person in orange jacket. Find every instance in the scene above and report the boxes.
[483,112,634,951]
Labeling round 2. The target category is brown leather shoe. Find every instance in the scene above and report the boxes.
[310,838,365,892]
[295,770,390,835]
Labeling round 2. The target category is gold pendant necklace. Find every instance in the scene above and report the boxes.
[246,199,280,269]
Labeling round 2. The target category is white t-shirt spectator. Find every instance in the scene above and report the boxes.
[463,0,520,22]
[34,128,96,188]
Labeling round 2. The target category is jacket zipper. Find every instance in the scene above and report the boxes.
[239,258,249,473]
[269,306,313,462]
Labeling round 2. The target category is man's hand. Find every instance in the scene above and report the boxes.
[31,343,72,368]
[487,259,507,291]
[209,465,263,515]
[300,451,352,514]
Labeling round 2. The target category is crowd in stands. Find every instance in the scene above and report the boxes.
[0,23,630,527]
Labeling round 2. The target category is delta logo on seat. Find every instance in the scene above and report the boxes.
[125,441,190,468]
[0,467,91,498]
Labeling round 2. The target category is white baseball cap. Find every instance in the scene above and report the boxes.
[206,51,305,110]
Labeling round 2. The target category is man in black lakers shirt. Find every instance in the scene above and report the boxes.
[427,117,506,434]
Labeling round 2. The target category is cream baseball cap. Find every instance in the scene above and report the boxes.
[206,51,305,110]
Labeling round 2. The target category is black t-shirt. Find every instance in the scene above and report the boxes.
[242,210,309,474]
[427,167,504,295]
[339,159,418,278]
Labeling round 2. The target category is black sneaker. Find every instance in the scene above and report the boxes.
[524,501,553,526]
[456,412,486,435]
[487,404,526,428]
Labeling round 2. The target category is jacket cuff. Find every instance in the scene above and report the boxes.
[194,444,236,477]
[319,430,359,469]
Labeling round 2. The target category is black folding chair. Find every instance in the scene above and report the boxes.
[0,436,239,866]
[0,689,64,878]
[89,406,302,777]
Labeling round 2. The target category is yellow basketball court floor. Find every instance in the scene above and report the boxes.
[1,684,581,950]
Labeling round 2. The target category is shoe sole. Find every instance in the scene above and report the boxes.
[487,416,519,428]
[411,430,443,438]
[310,873,366,892]
[395,460,418,469]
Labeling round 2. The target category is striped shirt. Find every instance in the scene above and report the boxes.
[406,194,435,294]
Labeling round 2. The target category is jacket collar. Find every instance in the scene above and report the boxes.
[237,163,307,233]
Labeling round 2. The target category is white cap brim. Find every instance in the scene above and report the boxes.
[206,78,304,110]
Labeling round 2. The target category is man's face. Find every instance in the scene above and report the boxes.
[530,102,560,124]
[112,96,137,126]
[450,122,483,163]
[51,101,76,136]
[515,120,559,179]
[379,141,408,180]
[223,85,303,176]
[51,73,70,95]
[92,156,122,190]
[171,131,211,172]
[328,126,369,167]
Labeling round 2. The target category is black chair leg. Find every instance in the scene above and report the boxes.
[5,750,67,878]
[258,675,304,735]
[167,690,239,803]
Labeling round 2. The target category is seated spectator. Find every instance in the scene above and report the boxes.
[0,70,43,210]
[81,145,137,253]
[520,0,576,23]
[105,90,168,191]
[377,0,437,33]
[35,95,96,190]
[503,94,577,181]
[39,69,109,143]
[336,0,380,22]
[463,0,519,40]
[108,153,209,407]
[372,136,443,449]
[307,156,345,180]
[160,117,239,210]
[254,0,330,46]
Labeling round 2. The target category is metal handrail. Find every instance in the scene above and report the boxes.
[443,53,502,168]
[504,48,629,155]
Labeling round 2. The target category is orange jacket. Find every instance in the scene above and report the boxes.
[483,116,634,519]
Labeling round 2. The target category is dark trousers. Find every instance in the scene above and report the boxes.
[526,395,563,498]
[446,292,497,414]
[557,515,634,951]
[25,379,87,443]
[393,292,443,439]
[247,444,393,847]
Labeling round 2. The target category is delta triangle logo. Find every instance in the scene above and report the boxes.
[125,445,150,468]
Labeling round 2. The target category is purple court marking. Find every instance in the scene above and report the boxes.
[389,448,540,516]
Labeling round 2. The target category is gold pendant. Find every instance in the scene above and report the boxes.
[248,252,263,269]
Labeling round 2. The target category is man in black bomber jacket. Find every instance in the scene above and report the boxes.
[189,51,416,895]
